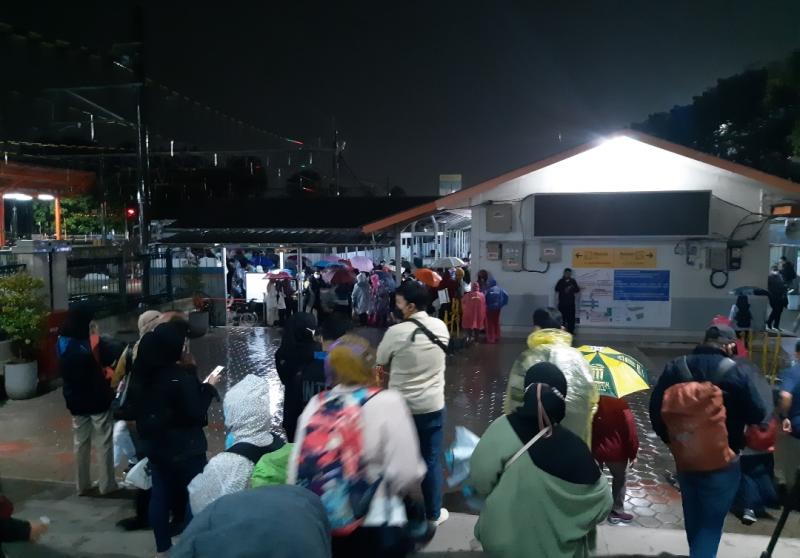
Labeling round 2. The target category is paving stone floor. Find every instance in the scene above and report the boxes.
[1,325,798,540]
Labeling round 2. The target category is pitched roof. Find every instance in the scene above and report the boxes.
[362,130,800,233]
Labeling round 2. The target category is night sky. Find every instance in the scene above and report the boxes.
[5,1,800,194]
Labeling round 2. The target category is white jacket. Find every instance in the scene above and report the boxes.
[376,312,449,414]
[288,386,426,527]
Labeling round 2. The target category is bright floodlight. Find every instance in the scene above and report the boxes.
[37,194,55,201]
[2,193,33,201]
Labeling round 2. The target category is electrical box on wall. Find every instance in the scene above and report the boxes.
[707,247,728,271]
[540,242,562,263]
[485,204,513,233]
[502,242,523,271]
[727,240,745,270]
[486,241,501,261]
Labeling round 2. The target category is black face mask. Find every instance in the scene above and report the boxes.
[392,307,404,320]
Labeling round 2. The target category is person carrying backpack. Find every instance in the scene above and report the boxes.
[376,280,451,528]
[649,325,766,558]
[188,375,290,515]
[289,334,426,558]
[484,278,509,344]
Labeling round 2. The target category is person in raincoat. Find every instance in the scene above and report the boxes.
[484,279,509,344]
[461,281,486,344]
[470,362,612,558]
[188,375,288,515]
[352,272,372,325]
[368,273,391,327]
[503,307,598,446]
[266,280,280,326]
[172,485,332,558]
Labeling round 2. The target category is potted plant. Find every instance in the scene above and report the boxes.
[0,272,48,399]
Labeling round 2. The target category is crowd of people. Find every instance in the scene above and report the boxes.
[4,259,800,558]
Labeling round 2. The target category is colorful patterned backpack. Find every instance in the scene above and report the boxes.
[295,387,382,536]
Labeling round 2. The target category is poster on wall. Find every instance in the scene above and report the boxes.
[576,269,671,328]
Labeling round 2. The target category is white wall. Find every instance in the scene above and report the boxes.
[468,137,773,337]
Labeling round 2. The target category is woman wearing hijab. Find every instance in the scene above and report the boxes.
[58,305,117,496]
[288,334,426,558]
[134,321,220,557]
[469,362,612,558]
[112,310,163,469]
[275,313,320,441]
[112,310,163,531]
[188,375,290,515]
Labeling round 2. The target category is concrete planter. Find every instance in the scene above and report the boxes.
[4,360,39,400]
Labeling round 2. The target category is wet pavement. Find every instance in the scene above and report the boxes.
[1,325,798,542]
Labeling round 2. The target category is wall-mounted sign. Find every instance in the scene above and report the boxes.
[572,247,657,269]
[572,248,615,268]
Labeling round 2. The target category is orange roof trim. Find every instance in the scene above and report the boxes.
[0,162,95,196]
[362,130,800,234]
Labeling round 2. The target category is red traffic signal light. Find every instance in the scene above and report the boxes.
[125,206,138,220]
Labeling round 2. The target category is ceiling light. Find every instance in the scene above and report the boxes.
[3,193,33,201]
[37,194,55,201]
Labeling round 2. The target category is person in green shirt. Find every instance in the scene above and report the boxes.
[470,362,611,558]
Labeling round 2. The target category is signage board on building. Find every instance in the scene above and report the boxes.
[572,247,657,268]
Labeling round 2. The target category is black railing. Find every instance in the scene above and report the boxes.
[66,251,178,315]
[0,264,26,278]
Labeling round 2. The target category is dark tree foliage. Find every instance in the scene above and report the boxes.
[634,50,800,182]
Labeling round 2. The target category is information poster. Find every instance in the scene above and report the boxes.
[576,269,671,328]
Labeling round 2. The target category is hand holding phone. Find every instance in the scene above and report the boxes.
[204,366,224,386]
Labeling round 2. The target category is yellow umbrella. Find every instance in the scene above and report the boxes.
[577,345,650,398]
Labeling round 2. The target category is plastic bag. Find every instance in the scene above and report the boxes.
[445,426,480,488]
[124,457,152,490]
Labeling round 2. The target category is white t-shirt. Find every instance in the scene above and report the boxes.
[376,311,449,414]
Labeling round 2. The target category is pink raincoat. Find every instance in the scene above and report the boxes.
[461,282,487,330]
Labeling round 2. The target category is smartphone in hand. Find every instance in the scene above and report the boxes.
[204,366,225,384]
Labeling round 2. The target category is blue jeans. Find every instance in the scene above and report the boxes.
[733,453,778,515]
[677,460,741,558]
[413,408,445,521]
[149,455,206,552]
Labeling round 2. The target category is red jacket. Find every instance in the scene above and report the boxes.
[592,396,639,463]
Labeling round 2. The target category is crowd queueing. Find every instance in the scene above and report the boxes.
[4,268,800,558]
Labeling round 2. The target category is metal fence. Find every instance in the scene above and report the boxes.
[0,263,26,278]
[66,250,189,315]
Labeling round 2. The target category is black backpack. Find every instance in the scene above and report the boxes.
[226,437,286,464]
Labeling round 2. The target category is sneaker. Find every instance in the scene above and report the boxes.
[435,508,450,526]
[741,509,757,525]
[608,510,634,524]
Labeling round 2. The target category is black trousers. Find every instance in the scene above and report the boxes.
[767,305,784,329]
[332,526,411,558]
[559,304,577,334]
